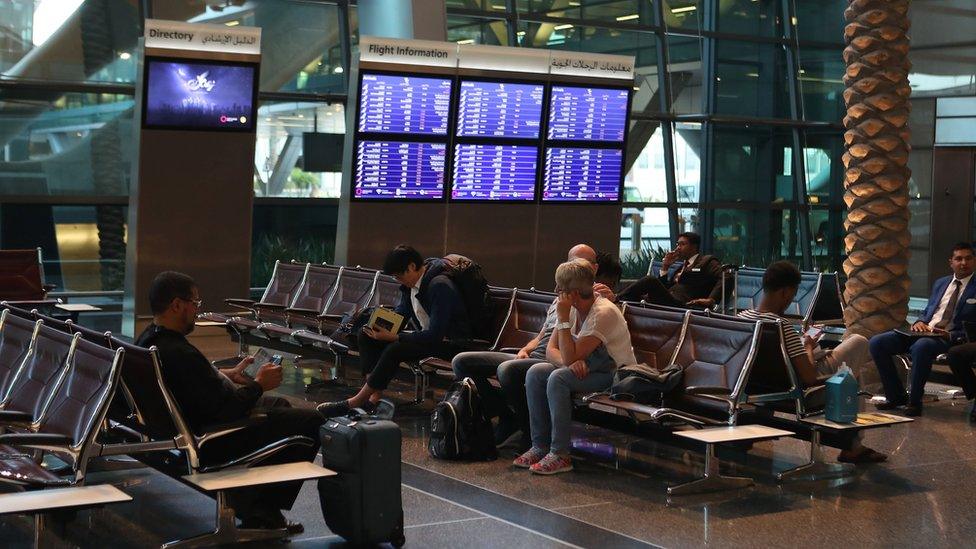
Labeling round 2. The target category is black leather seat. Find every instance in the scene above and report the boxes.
[288,266,375,331]
[419,287,515,373]
[256,264,342,339]
[0,325,77,430]
[218,260,309,319]
[623,304,687,367]
[0,310,38,402]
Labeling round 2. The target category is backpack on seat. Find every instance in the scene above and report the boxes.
[441,254,494,342]
[428,378,497,461]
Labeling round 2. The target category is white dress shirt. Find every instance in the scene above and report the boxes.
[410,285,430,330]
[661,254,698,279]
[930,273,972,327]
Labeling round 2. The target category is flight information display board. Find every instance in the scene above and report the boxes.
[358,73,452,135]
[542,147,622,202]
[547,86,629,142]
[456,80,545,139]
[354,140,446,200]
[452,144,538,201]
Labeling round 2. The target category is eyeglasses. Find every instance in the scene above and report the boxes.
[184,297,203,308]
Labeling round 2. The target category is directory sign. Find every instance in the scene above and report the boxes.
[354,140,446,200]
[542,147,623,202]
[547,86,629,142]
[358,73,452,135]
[452,144,538,201]
[456,80,545,139]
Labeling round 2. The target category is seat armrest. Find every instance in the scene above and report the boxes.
[254,302,287,311]
[685,386,731,396]
[224,298,256,310]
[0,410,33,424]
[197,435,316,473]
[196,415,268,447]
[286,307,321,317]
[42,284,57,293]
[0,433,73,449]
[318,313,345,321]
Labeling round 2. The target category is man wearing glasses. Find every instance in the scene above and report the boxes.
[135,271,322,533]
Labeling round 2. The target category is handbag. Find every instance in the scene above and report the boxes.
[609,362,683,405]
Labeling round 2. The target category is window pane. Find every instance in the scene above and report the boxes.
[714,40,792,118]
[910,46,976,98]
[448,0,509,12]
[674,122,702,202]
[801,130,843,202]
[793,0,846,45]
[712,125,795,202]
[624,123,668,202]
[717,0,784,39]
[910,98,935,148]
[797,47,845,123]
[152,0,347,94]
[667,34,704,114]
[1,0,140,84]
[662,1,703,33]
[677,206,701,235]
[519,0,651,26]
[619,206,671,278]
[713,208,801,266]
[0,90,135,196]
[908,149,932,248]
[255,102,345,199]
[448,16,509,46]
[0,204,126,292]
[252,204,337,287]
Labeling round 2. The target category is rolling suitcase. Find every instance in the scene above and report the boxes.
[318,412,405,547]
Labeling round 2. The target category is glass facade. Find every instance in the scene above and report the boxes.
[2,0,940,293]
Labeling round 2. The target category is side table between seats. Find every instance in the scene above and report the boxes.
[671,425,794,495]
[0,484,132,548]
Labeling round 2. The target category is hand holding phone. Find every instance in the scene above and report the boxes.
[804,326,823,340]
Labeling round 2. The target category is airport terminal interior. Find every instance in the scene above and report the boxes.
[2,0,976,547]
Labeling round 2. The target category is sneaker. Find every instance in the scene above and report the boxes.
[513,448,547,468]
[529,453,573,475]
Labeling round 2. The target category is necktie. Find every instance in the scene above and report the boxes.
[935,280,962,330]
[674,259,691,283]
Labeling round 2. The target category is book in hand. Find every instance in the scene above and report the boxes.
[368,307,405,335]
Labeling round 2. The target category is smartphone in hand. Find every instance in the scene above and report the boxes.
[805,326,823,340]
[271,354,283,366]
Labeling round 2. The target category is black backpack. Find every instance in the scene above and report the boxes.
[428,378,497,461]
[609,363,683,406]
[442,254,494,341]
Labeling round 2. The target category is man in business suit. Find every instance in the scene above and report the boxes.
[869,242,976,416]
[617,232,727,308]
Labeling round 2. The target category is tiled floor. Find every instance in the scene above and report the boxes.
[3,329,976,547]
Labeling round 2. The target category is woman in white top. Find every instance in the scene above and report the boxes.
[515,259,637,475]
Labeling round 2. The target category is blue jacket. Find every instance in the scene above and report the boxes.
[394,258,472,346]
[920,275,976,341]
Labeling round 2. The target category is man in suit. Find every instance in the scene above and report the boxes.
[617,232,727,308]
[869,242,976,416]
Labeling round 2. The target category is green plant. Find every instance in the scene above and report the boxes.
[619,243,671,280]
[287,167,318,192]
[251,234,336,287]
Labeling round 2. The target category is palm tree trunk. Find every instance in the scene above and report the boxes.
[842,0,912,337]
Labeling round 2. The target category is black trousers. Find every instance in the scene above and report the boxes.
[947,342,976,399]
[618,276,686,307]
[198,396,322,517]
[359,336,463,390]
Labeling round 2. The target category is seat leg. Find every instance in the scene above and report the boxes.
[162,491,289,548]
[33,514,44,549]
[776,430,854,482]
[304,354,348,392]
[667,443,754,496]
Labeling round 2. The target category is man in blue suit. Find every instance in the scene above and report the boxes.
[869,242,976,416]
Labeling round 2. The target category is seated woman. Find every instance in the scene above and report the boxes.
[515,259,637,475]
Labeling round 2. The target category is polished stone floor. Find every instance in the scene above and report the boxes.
[2,328,976,547]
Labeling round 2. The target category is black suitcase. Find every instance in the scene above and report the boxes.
[318,413,405,547]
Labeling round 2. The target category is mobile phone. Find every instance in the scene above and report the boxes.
[805,326,823,339]
[271,354,283,366]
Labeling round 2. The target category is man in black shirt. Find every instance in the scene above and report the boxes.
[135,271,322,532]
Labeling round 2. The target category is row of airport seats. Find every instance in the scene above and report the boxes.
[203,261,877,486]
[647,259,847,327]
[0,248,59,309]
[0,303,328,546]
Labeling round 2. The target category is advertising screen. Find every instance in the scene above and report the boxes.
[456,80,544,139]
[451,144,538,201]
[354,140,446,200]
[547,85,629,142]
[358,73,453,135]
[143,58,257,130]
[542,147,622,202]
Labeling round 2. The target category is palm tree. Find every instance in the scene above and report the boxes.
[842,0,912,337]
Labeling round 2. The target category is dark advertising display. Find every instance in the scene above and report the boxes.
[542,147,622,202]
[547,85,629,142]
[456,80,544,139]
[354,140,446,200]
[358,73,453,135]
[451,144,538,201]
[143,58,257,130]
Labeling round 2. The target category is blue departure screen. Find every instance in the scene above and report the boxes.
[543,147,622,202]
[547,86,629,142]
[358,73,452,135]
[452,144,538,201]
[354,141,446,200]
[456,80,544,139]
